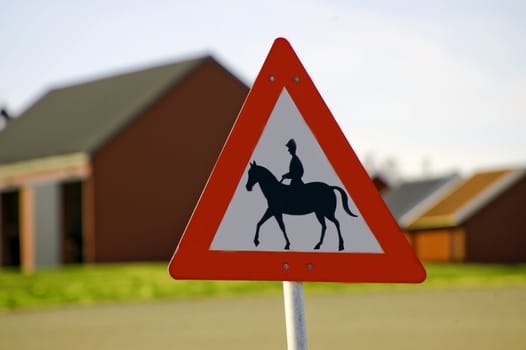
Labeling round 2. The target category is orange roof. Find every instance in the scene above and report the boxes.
[407,169,519,230]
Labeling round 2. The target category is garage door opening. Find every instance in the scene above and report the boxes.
[1,190,21,267]
[62,181,84,263]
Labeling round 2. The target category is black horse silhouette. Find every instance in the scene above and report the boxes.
[245,161,358,251]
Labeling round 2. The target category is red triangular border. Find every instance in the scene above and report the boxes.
[169,38,426,283]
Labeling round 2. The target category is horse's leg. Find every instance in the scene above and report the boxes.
[274,213,291,250]
[314,212,327,250]
[326,213,344,251]
[254,208,273,247]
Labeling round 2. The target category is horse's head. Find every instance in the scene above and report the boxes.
[246,161,259,191]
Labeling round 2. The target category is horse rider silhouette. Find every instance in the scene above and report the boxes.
[280,139,304,186]
[246,138,358,251]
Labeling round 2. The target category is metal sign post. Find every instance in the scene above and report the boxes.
[283,281,308,350]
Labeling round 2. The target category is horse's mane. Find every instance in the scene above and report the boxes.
[256,164,279,183]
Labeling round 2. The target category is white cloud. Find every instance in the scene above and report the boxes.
[1,0,524,177]
[261,6,526,177]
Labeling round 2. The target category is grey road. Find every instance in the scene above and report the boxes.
[1,288,524,349]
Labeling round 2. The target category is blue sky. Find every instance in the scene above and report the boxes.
[1,0,524,178]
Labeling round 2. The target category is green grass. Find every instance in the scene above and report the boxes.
[1,263,525,312]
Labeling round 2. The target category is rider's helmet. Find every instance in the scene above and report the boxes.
[286,139,296,152]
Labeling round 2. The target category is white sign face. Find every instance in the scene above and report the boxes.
[210,88,383,253]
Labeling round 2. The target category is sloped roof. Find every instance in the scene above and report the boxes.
[382,174,460,227]
[407,168,526,230]
[0,56,210,165]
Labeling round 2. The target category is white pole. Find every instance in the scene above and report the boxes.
[283,281,308,350]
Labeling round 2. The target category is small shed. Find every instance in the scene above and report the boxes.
[0,56,248,270]
[406,168,526,262]
[383,174,460,228]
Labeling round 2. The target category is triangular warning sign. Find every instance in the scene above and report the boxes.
[169,38,426,283]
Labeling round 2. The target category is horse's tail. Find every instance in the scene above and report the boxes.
[332,186,358,217]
